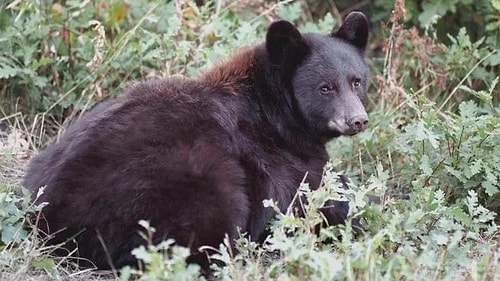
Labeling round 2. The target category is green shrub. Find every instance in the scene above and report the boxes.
[0,0,270,143]
[119,221,204,281]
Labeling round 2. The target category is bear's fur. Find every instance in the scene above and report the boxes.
[24,12,371,269]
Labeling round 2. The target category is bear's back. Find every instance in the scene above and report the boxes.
[24,77,259,268]
[24,78,253,194]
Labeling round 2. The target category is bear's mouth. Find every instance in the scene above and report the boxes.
[327,119,366,136]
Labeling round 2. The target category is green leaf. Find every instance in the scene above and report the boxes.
[31,258,56,272]
[449,207,472,224]
[431,232,448,245]
[482,181,498,197]
[131,245,152,263]
[446,166,466,182]
[30,57,55,70]
[492,0,500,11]
[0,65,21,78]
[433,189,445,205]
[464,159,482,179]
[317,13,336,34]
[420,155,433,175]
[459,101,479,120]
[418,0,459,28]
[119,266,132,281]
[277,1,302,22]
[1,224,27,244]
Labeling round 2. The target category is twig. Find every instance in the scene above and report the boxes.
[437,50,496,112]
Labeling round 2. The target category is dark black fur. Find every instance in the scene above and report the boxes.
[24,12,371,270]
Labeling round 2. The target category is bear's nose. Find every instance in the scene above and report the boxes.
[347,115,369,132]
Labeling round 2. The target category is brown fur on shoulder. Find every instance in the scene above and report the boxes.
[199,46,257,94]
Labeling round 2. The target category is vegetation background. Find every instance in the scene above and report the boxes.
[0,0,499,280]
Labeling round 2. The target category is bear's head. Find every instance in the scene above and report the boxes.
[266,12,370,140]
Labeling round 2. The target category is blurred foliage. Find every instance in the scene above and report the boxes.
[0,0,498,128]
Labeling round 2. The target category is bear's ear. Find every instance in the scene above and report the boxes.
[332,11,369,50]
[266,20,306,65]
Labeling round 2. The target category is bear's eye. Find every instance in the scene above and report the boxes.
[351,78,362,89]
[319,84,334,95]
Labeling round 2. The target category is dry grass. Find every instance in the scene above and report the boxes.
[0,123,117,280]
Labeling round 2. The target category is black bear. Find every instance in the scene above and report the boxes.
[24,12,370,270]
